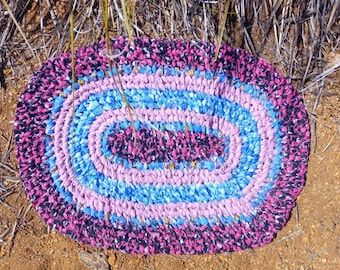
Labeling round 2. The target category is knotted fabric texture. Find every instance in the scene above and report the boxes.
[15,37,310,254]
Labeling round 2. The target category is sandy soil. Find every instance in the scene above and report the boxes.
[0,24,339,269]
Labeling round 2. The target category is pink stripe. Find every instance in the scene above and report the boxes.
[52,72,276,220]
[88,107,240,185]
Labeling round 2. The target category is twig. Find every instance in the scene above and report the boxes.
[0,0,41,65]
[0,227,11,242]
[309,248,328,261]
[214,0,231,60]
[322,125,340,153]
[8,206,23,256]
[0,131,13,163]
[277,228,302,243]
[0,189,17,201]
[325,0,340,34]
[235,0,257,55]
[295,204,300,230]
[203,1,208,42]
[0,162,18,175]
[301,64,340,92]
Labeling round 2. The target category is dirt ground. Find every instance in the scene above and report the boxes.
[0,49,339,270]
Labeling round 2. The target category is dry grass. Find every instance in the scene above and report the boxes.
[0,132,19,204]
[0,0,338,88]
[0,0,339,264]
[0,131,21,253]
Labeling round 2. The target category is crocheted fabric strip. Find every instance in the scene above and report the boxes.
[14,37,310,254]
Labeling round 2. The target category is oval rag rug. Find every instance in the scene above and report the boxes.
[14,37,310,254]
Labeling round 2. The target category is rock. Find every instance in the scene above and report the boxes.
[108,254,116,267]
[78,250,109,270]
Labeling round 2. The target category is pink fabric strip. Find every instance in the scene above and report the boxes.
[88,107,240,185]
[52,72,276,220]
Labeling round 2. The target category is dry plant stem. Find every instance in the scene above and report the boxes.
[180,0,190,34]
[0,227,11,242]
[103,0,137,141]
[0,131,19,202]
[0,0,41,65]
[235,1,257,55]
[325,0,340,34]
[309,107,318,153]
[0,11,11,48]
[7,204,32,255]
[302,64,340,92]
[23,203,32,219]
[295,204,300,230]
[0,188,16,202]
[0,162,17,175]
[214,0,231,61]
[277,228,303,243]
[0,0,33,60]
[0,199,12,209]
[111,0,143,36]
[38,1,49,59]
[309,248,328,261]
[202,2,208,42]
[70,2,76,167]
[170,2,174,38]
[44,0,58,27]
[120,0,134,46]
[271,0,280,57]
[1,177,19,182]
[0,132,13,164]
[311,79,326,153]
[322,127,339,153]
[104,0,113,71]
[110,63,137,142]
[8,206,23,256]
